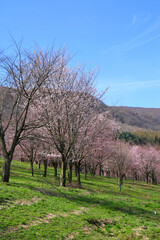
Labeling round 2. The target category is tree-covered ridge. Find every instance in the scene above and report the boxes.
[107,106,160,131]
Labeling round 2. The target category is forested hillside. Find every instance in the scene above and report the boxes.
[105,106,160,131]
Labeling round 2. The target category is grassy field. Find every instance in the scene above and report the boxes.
[0,159,160,239]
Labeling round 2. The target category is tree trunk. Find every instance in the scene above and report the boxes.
[151,171,157,185]
[77,161,81,186]
[145,173,149,184]
[2,156,11,182]
[134,172,138,181]
[74,162,78,176]
[60,156,66,187]
[99,163,102,176]
[84,162,87,179]
[43,159,48,177]
[68,161,72,184]
[30,159,34,177]
[54,162,58,177]
[118,173,123,192]
[92,168,96,177]
[30,148,34,176]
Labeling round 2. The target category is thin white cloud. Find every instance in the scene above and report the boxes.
[124,33,160,51]
[110,80,160,91]
[103,17,160,54]
[131,15,137,25]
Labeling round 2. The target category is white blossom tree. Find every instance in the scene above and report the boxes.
[0,44,65,182]
[37,63,107,186]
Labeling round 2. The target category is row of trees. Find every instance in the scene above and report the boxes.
[1,43,160,190]
[15,136,160,191]
[106,143,160,191]
[0,43,117,186]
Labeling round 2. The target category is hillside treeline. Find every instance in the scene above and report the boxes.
[119,130,160,145]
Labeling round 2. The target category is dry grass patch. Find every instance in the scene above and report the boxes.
[132,226,150,239]
[71,207,89,215]
[0,212,57,235]
[65,232,79,240]
[83,225,93,234]
[14,197,41,206]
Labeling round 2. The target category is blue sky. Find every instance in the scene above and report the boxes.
[0,0,160,108]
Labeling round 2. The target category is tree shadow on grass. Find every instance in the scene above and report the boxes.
[2,175,160,225]
[0,198,10,204]
[67,193,160,223]
[11,181,160,224]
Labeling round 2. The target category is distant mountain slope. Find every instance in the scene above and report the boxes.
[107,106,160,131]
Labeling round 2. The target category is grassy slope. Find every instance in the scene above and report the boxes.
[0,159,160,240]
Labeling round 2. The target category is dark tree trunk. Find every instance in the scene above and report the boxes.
[43,159,48,177]
[134,172,138,181]
[77,161,81,186]
[118,173,123,192]
[84,162,87,179]
[30,159,34,177]
[99,164,102,176]
[74,162,78,177]
[68,161,72,184]
[92,168,96,177]
[145,173,149,184]
[53,162,58,177]
[2,156,11,182]
[60,155,66,187]
[30,148,34,176]
[151,171,157,185]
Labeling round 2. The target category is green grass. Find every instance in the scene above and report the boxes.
[0,159,160,239]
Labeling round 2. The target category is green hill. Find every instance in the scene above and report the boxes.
[0,159,160,239]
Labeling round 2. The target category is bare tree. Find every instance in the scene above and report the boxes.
[0,43,65,182]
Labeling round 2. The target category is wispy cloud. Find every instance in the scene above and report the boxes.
[123,33,160,51]
[103,17,160,53]
[131,15,137,25]
[110,80,160,91]
[131,14,151,26]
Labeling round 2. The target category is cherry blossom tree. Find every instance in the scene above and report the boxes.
[128,145,141,183]
[71,112,118,185]
[0,44,65,182]
[18,131,42,176]
[107,141,132,191]
[86,113,118,177]
[37,63,108,187]
[135,145,160,184]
